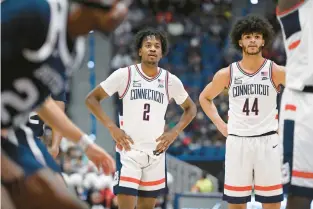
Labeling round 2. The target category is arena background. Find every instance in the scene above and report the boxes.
[53,0,313,208]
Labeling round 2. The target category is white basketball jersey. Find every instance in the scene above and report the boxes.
[120,64,169,152]
[277,0,313,90]
[228,59,278,136]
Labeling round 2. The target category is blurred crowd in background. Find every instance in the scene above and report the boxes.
[48,0,287,208]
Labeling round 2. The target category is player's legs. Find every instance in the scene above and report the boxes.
[137,153,167,209]
[2,135,88,209]
[253,134,283,209]
[279,88,313,209]
[116,194,137,209]
[113,150,143,209]
[137,197,157,209]
[223,135,254,209]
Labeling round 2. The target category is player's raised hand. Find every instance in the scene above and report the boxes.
[154,130,179,155]
[109,126,134,151]
[85,143,115,175]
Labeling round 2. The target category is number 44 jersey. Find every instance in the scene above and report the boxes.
[1,0,85,129]
[100,64,189,153]
[227,59,279,136]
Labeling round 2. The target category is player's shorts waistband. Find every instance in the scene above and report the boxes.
[228,131,277,138]
[302,86,313,93]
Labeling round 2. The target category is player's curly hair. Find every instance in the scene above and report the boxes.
[230,15,274,51]
[134,28,169,60]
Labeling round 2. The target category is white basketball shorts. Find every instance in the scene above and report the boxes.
[113,149,167,198]
[223,133,283,204]
[279,87,313,198]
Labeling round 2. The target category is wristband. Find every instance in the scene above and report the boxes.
[78,134,94,151]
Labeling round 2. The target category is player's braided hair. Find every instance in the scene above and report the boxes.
[134,28,169,60]
[230,15,275,51]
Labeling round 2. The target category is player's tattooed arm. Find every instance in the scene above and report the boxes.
[155,96,197,155]
[272,63,285,87]
[85,85,134,151]
[199,67,230,137]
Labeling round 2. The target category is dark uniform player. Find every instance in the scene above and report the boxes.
[1,0,130,208]
[5,93,67,178]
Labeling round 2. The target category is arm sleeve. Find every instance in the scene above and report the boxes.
[168,73,189,105]
[100,68,129,97]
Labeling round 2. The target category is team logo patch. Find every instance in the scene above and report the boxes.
[133,80,141,87]
[234,76,243,84]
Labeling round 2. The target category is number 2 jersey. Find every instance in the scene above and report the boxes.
[227,59,279,136]
[100,64,189,153]
[1,0,85,129]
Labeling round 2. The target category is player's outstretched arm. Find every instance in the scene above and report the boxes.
[272,63,285,87]
[85,85,134,151]
[37,97,115,175]
[199,67,230,137]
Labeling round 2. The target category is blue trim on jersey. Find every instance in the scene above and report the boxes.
[282,120,295,194]
[222,194,251,204]
[283,120,313,198]
[113,152,123,195]
[255,194,284,203]
[279,10,301,39]
[165,154,168,194]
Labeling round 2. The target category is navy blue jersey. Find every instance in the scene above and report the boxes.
[27,91,67,137]
[1,0,85,129]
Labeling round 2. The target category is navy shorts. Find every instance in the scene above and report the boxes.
[2,126,61,177]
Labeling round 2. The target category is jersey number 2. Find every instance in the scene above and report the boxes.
[242,98,259,116]
[143,103,150,121]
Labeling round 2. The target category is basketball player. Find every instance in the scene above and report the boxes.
[199,15,285,209]
[277,0,313,208]
[1,0,130,208]
[85,28,197,209]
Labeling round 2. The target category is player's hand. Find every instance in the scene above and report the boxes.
[217,123,228,137]
[85,143,115,175]
[48,146,59,159]
[154,130,179,155]
[109,126,134,151]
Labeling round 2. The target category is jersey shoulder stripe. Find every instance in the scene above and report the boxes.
[119,66,132,99]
